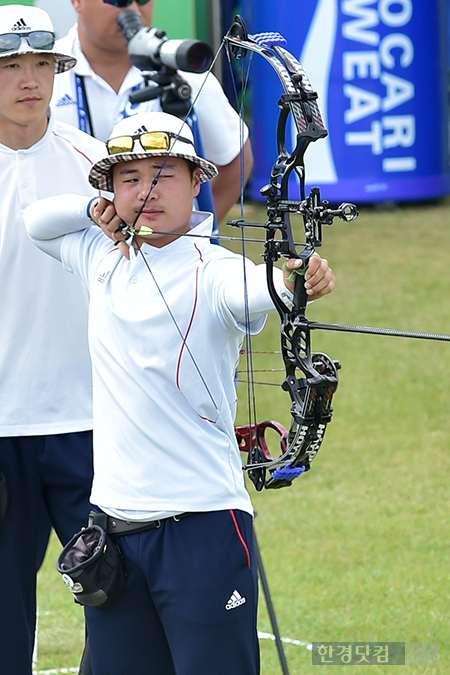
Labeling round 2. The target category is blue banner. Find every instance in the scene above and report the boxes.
[243,0,450,203]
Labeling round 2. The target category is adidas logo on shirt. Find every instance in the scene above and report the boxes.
[11,18,31,31]
[225,590,246,611]
[56,94,77,107]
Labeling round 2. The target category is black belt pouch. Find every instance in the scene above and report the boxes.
[56,511,126,608]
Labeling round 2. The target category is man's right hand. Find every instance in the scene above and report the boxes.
[89,197,131,259]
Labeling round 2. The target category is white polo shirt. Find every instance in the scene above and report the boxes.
[0,117,104,436]
[51,24,248,165]
[25,200,289,516]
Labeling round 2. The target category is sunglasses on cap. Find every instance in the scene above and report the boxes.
[107,131,193,155]
[0,30,55,54]
[103,0,152,7]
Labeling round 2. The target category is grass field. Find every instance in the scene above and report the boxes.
[36,197,450,674]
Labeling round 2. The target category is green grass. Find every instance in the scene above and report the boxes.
[37,198,450,674]
[36,534,85,670]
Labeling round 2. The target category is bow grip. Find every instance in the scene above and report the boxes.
[292,249,315,311]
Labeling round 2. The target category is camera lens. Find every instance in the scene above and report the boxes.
[159,40,213,73]
[182,42,213,73]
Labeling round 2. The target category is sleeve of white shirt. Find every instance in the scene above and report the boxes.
[23,195,92,261]
[23,194,93,261]
[208,256,293,332]
[24,194,115,291]
[223,263,292,320]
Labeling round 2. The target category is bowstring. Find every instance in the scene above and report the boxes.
[132,238,222,416]
[222,38,262,463]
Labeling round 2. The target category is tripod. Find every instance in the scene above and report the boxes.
[254,528,291,675]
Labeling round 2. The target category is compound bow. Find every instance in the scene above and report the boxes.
[222,17,359,491]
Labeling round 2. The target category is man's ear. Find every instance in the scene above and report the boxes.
[192,167,202,197]
[72,0,82,13]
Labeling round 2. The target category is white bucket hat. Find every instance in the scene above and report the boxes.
[0,4,76,74]
[89,112,219,192]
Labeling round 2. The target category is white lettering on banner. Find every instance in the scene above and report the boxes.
[383,156,416,171]
[380,33,413,68]
[343,51,380,79]
[341,0,416,174]
[345,115,415,154]
[382,115,415,147]
[346,120,382,153]
[344,84,381,122]
[342,0,380,45]
[379,0,413,27]
[381,72,414,111]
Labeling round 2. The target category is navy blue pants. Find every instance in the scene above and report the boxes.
[86,509,260,675]
[0,432,94,675]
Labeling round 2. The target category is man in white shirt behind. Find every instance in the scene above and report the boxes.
[51,0,254,224]
[0,4,107,675]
